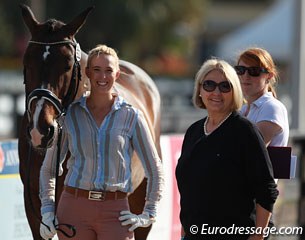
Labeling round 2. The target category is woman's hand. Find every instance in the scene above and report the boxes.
[40,212,57,239]
[119,211,155,232]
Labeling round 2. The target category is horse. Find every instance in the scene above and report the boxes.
[18,4,162,240]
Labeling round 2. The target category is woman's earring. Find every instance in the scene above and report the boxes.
[199,94,202,97]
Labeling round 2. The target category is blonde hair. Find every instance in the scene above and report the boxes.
[86,44,119,68]
[192,58,243,111]
[237,47,278,98]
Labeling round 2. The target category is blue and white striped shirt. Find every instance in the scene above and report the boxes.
[40,95,163,217]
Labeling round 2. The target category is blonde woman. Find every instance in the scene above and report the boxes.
[176,58,278,240]
[39,45,163,240]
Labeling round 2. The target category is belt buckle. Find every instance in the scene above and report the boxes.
[88,190,106,201]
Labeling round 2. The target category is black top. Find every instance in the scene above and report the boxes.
[175,111,278,239]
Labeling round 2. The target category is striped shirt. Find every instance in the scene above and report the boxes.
[40,95,163,217]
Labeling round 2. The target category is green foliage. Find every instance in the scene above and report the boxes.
[2,0,207,75]
[0,0,30,60]
[0,6,13,55]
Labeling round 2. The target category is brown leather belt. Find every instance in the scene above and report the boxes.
[64,186,127,201]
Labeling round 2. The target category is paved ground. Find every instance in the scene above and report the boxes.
[270,179,300,240]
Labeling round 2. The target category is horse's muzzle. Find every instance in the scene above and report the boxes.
[27,124,56,149]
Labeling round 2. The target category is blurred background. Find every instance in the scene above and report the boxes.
[1,0,305,239]
[2,0,302,137]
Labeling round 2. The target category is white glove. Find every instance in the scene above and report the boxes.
[119,210,155,232]
[40,212,57,239]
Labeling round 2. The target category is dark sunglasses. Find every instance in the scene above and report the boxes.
[234,65,269,77]
[201,80,232,93]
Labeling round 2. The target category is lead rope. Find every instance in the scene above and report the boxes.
[25,127,76,239]
[52,122,76,238]
[25,141,52,234]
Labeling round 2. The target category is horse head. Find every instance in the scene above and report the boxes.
[20,4,93,149]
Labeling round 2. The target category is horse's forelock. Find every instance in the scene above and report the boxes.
[44,19,65,32]
[30,19,66,38]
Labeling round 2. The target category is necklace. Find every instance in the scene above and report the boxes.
[204,112,232,136]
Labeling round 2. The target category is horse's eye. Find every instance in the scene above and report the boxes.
[64,60,74,72]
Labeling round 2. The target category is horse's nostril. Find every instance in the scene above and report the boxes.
[26,126,32,140]
[46,126,55,139]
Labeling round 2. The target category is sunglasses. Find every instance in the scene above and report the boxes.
[234,65,269,77]
[201,80,232,93]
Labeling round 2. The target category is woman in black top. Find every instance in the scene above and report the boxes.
[175,58,278,240]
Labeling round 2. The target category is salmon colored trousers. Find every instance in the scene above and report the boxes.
[56,190,135,240]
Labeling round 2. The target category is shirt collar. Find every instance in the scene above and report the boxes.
[112,94,129,110]
[251,92,273,108]
[74,94,128,111]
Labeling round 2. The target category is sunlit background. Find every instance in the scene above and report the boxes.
[1,0,305,239]
[2,0,302,137]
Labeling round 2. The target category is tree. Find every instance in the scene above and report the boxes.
[2,0,208,76]
[46,0,208,76]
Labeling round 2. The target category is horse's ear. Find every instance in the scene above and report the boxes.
[20,4,39,34]
[62,6,94,37]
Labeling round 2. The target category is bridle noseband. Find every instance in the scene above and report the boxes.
[27,89,64,121]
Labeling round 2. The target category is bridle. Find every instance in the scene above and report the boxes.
[23,39,83,238]
[27,89,64,121]
[25,39,82,122]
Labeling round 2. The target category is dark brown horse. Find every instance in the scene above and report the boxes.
[18,4,161,240]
